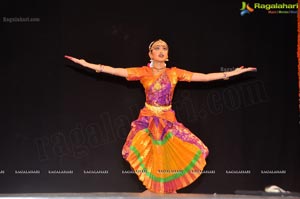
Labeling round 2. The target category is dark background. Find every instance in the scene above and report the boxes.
[0,0,299,194]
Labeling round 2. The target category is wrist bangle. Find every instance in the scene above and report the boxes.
[96,64,104,73]
[223,72,229,80]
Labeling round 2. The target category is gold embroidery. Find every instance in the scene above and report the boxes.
[154,82,162,90]
[145,103,172,114]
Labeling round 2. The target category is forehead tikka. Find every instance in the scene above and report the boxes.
[148,39,167,50]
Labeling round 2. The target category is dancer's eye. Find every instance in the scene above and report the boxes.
[152,45,168,51]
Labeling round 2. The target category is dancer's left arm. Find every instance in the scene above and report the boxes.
[190,66,257,82]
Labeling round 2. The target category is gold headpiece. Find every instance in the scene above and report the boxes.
[148,39,167,50]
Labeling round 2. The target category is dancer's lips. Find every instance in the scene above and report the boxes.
[159,54,164,58]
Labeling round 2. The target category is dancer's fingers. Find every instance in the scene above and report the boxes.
[64,55,77,62]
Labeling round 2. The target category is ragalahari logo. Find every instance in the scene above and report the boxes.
[240,2,254,16]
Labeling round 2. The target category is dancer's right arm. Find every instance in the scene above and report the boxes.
[64,55,128,78]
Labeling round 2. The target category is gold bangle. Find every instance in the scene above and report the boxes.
[223,72,229,80]
[95,64,104,73]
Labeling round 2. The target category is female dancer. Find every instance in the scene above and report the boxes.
[65,39,256,194]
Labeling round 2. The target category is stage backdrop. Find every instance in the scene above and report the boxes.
[1,0,299,194]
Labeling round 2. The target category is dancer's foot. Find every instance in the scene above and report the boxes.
[169,190,177,193]
[142,190,154,194]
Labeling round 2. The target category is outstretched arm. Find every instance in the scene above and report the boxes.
[64,55,128,78]
[190,66,257,82]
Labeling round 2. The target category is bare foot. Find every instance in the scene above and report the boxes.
[142,190,154,194]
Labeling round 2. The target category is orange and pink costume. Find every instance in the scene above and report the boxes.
[122,66,209,193]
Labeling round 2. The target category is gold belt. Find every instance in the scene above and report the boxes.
[145,103,172,114]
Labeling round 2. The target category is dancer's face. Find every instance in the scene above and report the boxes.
[149,40,169,62]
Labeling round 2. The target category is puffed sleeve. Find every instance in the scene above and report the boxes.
[126,66,149,81]
[173,67,194,82]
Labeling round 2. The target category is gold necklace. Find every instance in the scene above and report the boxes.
[152,66,166,71]
[152,67,166,75]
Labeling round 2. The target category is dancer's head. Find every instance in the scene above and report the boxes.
[148,39,169,62]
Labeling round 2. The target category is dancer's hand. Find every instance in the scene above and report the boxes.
[64,55,128,77]
[233,66,257,75]
[64,55,88,67]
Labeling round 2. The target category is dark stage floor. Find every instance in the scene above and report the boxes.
[0,192,299,199]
